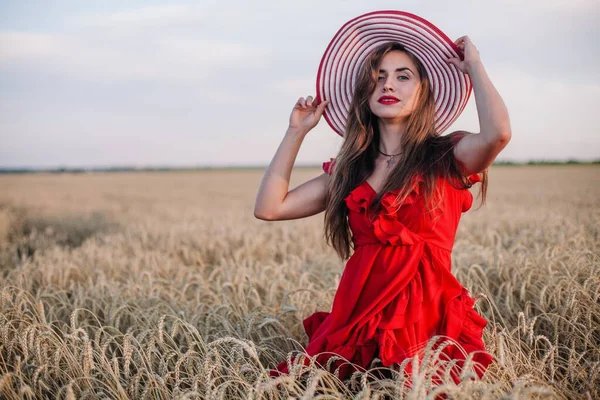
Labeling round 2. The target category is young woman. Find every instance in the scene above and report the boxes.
[255,11,510,383]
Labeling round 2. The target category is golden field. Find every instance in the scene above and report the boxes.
[0,165,598,399]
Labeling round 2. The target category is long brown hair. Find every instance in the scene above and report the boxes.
[323,42,488,260]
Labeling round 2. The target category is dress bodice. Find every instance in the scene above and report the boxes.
[323,158,481,252]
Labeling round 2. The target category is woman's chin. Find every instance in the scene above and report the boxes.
[374,113,408,124]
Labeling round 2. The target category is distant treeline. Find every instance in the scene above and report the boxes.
[494,159,600,166]
[1,159,599,174]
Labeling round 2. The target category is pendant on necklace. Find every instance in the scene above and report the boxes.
[386,156,395,168]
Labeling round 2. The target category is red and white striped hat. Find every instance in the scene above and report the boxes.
[315,10,471,136]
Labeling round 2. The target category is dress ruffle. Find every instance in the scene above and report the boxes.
[468,173,482,185]
[322,157,336,175]
[271,310,380,380]
[345,184,372,213]
[345,175,424,246]
[462,173,482,212]
[376,284,493,384]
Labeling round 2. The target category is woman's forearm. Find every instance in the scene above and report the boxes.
[467,61,512,143]
[254,127,307,219]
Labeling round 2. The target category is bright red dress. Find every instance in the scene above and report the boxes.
[269,156,494,383]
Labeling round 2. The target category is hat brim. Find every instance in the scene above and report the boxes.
[315,10,471,136]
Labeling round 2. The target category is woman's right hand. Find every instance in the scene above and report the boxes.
[288,95,329,134]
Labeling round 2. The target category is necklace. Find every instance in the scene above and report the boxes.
[378,148,402,169]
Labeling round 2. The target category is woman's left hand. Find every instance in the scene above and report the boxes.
[445,36,481,74]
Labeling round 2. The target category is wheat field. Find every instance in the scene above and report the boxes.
[0,165,598,399]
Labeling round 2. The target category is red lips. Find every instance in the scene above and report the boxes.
[378,96,400,104]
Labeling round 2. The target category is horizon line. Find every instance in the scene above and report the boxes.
[1,159,599,173]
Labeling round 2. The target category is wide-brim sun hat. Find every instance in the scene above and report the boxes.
[315,10,471,137]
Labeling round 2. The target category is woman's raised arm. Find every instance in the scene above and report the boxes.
[253,96,330,221]
[446,36,511,175]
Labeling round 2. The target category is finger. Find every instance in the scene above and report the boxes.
[296,97,304,107]
[300,97,307,108]
[454,35,466,44]
[445,58,458,68]
[317,100,329,113]
[306,95,314,107]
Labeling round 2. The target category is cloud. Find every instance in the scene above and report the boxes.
[68,3,275,34]
[0,31,271,83]
[72,4,209,27]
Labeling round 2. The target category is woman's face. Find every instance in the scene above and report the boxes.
[368,50,421,123]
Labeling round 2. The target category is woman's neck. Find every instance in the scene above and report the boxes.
[377,119,406,154]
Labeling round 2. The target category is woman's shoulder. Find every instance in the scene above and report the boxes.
[442,131,483,186]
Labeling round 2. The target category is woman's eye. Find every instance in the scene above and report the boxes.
[398,76,408,80]
[377,76,385,81]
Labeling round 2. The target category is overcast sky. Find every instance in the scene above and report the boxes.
[1,0,599,168]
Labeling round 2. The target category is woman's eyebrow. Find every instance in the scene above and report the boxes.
[379,67,414,74]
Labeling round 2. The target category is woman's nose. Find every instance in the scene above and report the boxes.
[383,77,394,91]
